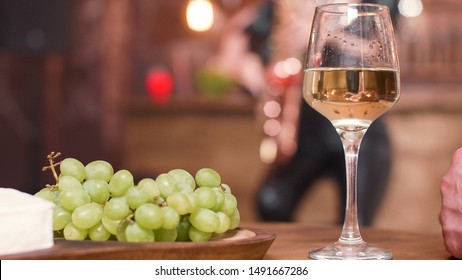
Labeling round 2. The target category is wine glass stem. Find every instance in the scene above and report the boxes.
[338,129,366,245]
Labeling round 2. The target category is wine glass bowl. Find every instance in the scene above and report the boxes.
[303,3,400,260]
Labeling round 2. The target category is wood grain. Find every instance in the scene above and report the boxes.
[242,222,453,260]
[0,227,276,260]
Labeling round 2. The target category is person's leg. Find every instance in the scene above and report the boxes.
[356,118,391,226]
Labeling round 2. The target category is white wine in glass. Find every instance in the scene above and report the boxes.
[303,3,400,260]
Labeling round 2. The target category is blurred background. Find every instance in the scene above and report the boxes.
[1,0,462,234]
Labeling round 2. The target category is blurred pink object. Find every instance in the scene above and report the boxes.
[440,147,462,259]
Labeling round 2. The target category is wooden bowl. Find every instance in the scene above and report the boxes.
[1,227,276,260]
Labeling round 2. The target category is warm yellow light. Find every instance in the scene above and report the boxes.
[186,0,214,32]
[260,137,278,164]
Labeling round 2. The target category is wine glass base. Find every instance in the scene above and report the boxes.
[309,241,392,260]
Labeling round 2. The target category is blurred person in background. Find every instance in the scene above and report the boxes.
[242,0,400,226]
[440,147,462,259]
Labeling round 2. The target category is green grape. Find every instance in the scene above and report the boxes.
[35,187,58,202]
[53,205,71,231]
[211,187,225,212]
[189,208,219,233]
[58,175,83,192]
[85,160,114,182]
[186,192,200,213]
[125,186,148,209]
[176,218,191,241]
[195,168,221,188]
[82,179,110,204]
[156,173,177,198]
[109,169,134,197]
[72,202,104,229]
[60,158,86,182]
[138,178,160,202]
[103,196,130,220]
[59,188,91,211]
[134,203,162,230]
[221,183,232,194]
[228,208,240,230]
[125,222,155,242]
[44,156,242,242]
[63,222,88,240]
[53,193,61,205]
[221,193,238,216]
[116,218,130,242]
[154,228,177,242]
[189,225,212,242]
[215,212,230,234]
[194,187,217,209]
[176,182,194,193]
[166,192,191,215]
[101,215,121,235]
[161,206,180,230]
[88,222,111,241]
[168,169,195,191]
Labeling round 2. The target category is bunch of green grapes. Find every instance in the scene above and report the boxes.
[35,154,240,242]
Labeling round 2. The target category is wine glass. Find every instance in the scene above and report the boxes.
[303,3,400,260]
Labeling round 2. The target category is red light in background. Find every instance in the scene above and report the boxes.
[145,69,174,104]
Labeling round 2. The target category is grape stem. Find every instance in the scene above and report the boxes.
[153,196,167,207]
[124,215,135,225]
[42,151,62,188]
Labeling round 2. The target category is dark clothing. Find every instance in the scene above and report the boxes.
[257,102,391,226]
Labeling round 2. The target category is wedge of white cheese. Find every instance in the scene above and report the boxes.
[0,187,54,255]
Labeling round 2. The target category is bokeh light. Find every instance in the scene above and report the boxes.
[186,0,214,32]
[398,0,423,18]
[145,69,174,104]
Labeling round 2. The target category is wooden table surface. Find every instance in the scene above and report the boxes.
[242,222,453,260]
[1,222,453,260]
